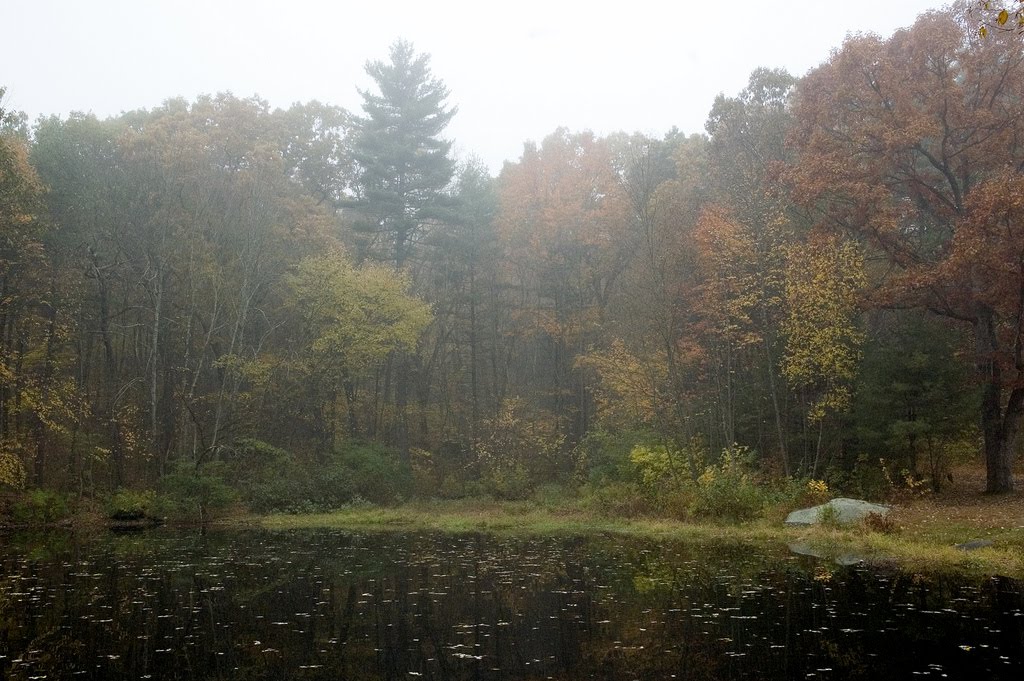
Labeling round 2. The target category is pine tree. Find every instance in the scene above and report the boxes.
[348,40,457,268]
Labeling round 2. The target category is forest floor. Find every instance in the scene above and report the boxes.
[885,464,1024,551]
[262,464,1024,579]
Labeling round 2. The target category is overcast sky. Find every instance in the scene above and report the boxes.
[7,0,946,172]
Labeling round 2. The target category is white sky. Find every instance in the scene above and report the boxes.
[6,0,946,172]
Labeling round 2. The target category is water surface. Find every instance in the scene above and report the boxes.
[1,529,1021,679]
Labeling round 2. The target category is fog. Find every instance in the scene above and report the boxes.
[8,0,942,170]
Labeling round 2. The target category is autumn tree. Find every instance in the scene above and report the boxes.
[790,7,1024,491]
[1,106,53,485]
[684,69,799,469]
[974,1,1024,36]
[782,233,866,476]
[247,251,431,451]
[275,101,354,207]
[497,129,632,443]
[29,95,343,487]
[591,132,710,463]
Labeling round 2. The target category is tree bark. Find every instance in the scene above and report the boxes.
[976,307,1018,492]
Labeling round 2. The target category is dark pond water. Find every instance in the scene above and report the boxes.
[1,529,1022,680]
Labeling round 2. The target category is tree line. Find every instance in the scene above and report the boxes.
[1,5,1021,512]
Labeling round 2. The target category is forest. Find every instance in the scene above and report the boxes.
[1,5,1022,525]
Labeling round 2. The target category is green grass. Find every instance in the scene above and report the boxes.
[259,499,1024,578]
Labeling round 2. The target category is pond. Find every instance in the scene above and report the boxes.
[1,529,1021,680]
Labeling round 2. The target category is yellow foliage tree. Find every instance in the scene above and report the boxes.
[782,234,866,425]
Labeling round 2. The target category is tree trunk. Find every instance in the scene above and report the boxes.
[976,307,1017,492]
[33,293,59,486]
[468,265,479,438]
[394,351,411,461]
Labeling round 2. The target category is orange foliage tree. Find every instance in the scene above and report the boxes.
[789,7,1024,491]
[496,129,631,441]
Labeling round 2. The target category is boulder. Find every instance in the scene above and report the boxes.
[785,498,890,526]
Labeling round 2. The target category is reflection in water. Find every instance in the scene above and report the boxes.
[0,529,1021,679]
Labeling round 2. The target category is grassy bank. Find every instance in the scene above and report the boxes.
[260,493,1024,579]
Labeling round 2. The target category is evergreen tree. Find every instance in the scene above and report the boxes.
[348,40,457,268]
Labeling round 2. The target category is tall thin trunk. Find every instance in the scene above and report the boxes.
[32,292,59,486]
[468,265,479,437]
[149,262,163,453]
[763,333,790,476]
[976,306,1017,492]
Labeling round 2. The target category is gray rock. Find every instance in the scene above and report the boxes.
[955,539,994,551]
[785,498,891,526]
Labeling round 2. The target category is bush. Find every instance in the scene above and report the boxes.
[160,461,237,523]
[839,454,892,500]
[862,511,897,534]
[816,503,842,528]
[532,482,574,509]
[482,461,533,500]
[767,477,833,517]
[581,481,655,517]
[104,488,157,520]
[474,399,565,498]
[628,437,706,497]
[574,430,652,484]
[11,489,70,525]
[335,442,411,504]
[437,474,468,499]
[690,447,767,522]
[240,441,411,513]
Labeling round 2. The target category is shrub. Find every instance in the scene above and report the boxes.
[581,481,655,517]
[246,473,332,514]
[334,442,411,505]
[104,488,157,520]
[628,437,706,497]
[690,446,767,522]
[573,429,652,484]
[235,441,410,513]
[840,454,891,500]
[629,444,686,494]
[437,473,468,499]
[474,399,565,498]
[816,503,841,528]
[410,447,439,498]
[11,489,70,525]
[776,476,832,507]
[160,460,237,523]
[483,461,533,500]
[532,482,573,509]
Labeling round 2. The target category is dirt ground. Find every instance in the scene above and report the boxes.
[891,464,1024,533]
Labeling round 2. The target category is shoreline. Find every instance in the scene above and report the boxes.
[4,490,1022,579]
[257,500,1024,579]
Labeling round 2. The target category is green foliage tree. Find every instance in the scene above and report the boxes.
[348,39,457,268]
[851,313,978,490]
